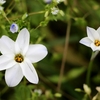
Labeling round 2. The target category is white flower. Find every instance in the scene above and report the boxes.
[51,7,59,15]
[79,26,100,51]
[0,0,6,5]
[0,28,48,87]
[10,23,19,33]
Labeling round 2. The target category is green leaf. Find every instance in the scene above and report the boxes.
[65,67,86,80]
[14,85,31,100]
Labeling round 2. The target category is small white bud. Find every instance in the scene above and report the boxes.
[83,84,91,95]
[34,89,42,96]
[96,87,100,92]
[75,88,83,92]
[22,13,28,20]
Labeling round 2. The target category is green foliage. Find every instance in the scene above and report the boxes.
[14,85,31,100]
[65,67,86,81]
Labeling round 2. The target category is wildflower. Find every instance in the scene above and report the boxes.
[51,7,59,15]
[0,28,48,87]
[79,26,100,51]
[10,23,19,33]
[0,0,6,5]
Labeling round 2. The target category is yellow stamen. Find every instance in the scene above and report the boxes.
[94,40,100,46]
[15,54,24,63]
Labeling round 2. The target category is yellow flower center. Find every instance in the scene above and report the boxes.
[94,40,100,46]
[15,54,24,63]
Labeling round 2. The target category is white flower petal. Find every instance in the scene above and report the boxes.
[79,37,92,47]
[15,42,20,54]
[15,28,29,55]
[90,43,97,51]
[90,43,100,51]
[0,36,15,54]
[26,44,48,63]
[87,26,99,41]
[5,64,23,87]
[0,54,14,64]
[20,59,38,84]
[0,59,16,70]
[96,46,100,51]
[0,0,6,5]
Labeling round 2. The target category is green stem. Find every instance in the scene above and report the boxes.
[2,11,10,24]
[1,86,9,95]
[86,52,94,86]
[28,11,45,16]
[57,20,71,92]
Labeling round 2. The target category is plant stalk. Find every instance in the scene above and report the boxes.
[57,20,71,92]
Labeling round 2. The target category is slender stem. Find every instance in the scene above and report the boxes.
[5,0,14,13]
[86,52,94,86]
[2,11,10,24]
[28,11,45,16]
[57,20,71,92]
[1,86,9,95]
[8,11,45,20]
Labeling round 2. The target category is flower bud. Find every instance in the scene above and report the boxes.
[96,87,100,92]
[10,23,19,33]
[83,84,91,95]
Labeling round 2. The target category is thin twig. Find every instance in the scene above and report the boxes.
[8,11,45,21]
[57,20,71,92]
[5,0,14,13]
[28,11,45,16]
[2,11,11,24]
